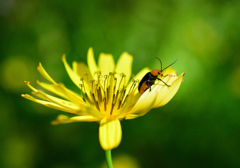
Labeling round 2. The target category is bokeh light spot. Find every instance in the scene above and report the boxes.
[101,153,140,168]
[229,66,240,98]
[1,56,35,93]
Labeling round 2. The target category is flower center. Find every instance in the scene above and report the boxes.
[79,71,137,115]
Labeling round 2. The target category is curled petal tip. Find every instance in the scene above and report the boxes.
[34,91,40,95]
[21,94,26,97]
[183,72,186,77]
[24,81,29,84]
[51,115,70,125]
[62,54,66,61]
[37,62,41,69]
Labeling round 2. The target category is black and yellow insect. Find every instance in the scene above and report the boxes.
[138,57,177,95]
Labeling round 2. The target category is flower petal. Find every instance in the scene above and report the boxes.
[51,115,74,125]
[87,48,99,79]
[153,72,185,108]
[115,67,151,117]
[32,91,81,112]
[98,53,115,76]
[129,67,151,95]
[36,81,67,98]
[124,114,140,120]
[24,80,103,117]
[124,86,158,117]
[62,55,82,89]
[133,67,151,81]
[21,94,77,113]
[34,90,104,117]
[37,63,57,84]
[24,81,38,92]
[115,52,133,85]
[51,115,99,125]
[162,67,177,76]
[72,62,93,82]
[99,118,122,150]
[36,81,84,104]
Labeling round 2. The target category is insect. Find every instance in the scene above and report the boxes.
[138,57,177,95]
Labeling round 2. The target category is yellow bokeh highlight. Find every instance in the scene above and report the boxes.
[2,134,36,168]
[101,154,140,168]
[1,56,36,92]
[229,66,240,98]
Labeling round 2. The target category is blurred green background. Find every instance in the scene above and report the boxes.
[1,0,240,167]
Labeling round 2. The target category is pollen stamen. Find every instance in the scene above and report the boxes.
[97,84,102,103]
[85,71,135,115]
[84,73,89,83]
[120,79,137,108]
[106,73,115,105]
[114,73,127,109]
[117,86,126,109]
[110,77,118,112]
[129,80,138,94]
[110,103,114,115]
[113,77,117,94]
[91,93,100,110]
[106,87,110,104]
[85,93,92,104]
[118,73,126,91]
[103,75,108,110]
[79,84,86,102]
[80,78,92,103]
[104,75,108,92]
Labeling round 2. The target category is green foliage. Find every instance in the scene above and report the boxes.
[0,0,240,167]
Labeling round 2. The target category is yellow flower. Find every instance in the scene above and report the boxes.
[21,48,184,150]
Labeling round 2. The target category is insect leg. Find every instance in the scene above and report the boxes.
[157,78,170,87]
[146,79,153,91]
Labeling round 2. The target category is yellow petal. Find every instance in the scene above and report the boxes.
[115,52,133,85]
[116,67,151,117]
[24,78,103,117]
[51,115,99,125]
[70,115,100,122]
[72,62,93,82]
[87,48,99,79]
[37,63,57,84]
[51,115,74,125]
[125,86,158,117]
[72,62,92,100]
[99,118,122,150]
[98,53,115,76]
[32,91,81,112]
[129,67,151,95]
[37,81,66,98]
[33,90,104,118]
[21,94,77,114]
[124,114,140,120]
[162,67,177,76]
[42,82,83,105]
[133,67,151,81]
[24,81,38,92]
[26,80,81,105]
[37,81,83,104]
[62,55,81,89]
[153,72,185,108]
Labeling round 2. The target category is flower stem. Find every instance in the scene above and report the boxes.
[105,150,113,168]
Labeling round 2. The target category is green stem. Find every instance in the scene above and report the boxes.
[105,150,113,168]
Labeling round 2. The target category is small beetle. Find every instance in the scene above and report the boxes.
[138,57,177,95]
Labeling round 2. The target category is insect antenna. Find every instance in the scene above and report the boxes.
[162,59,178,71]
[155,57,163,71]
